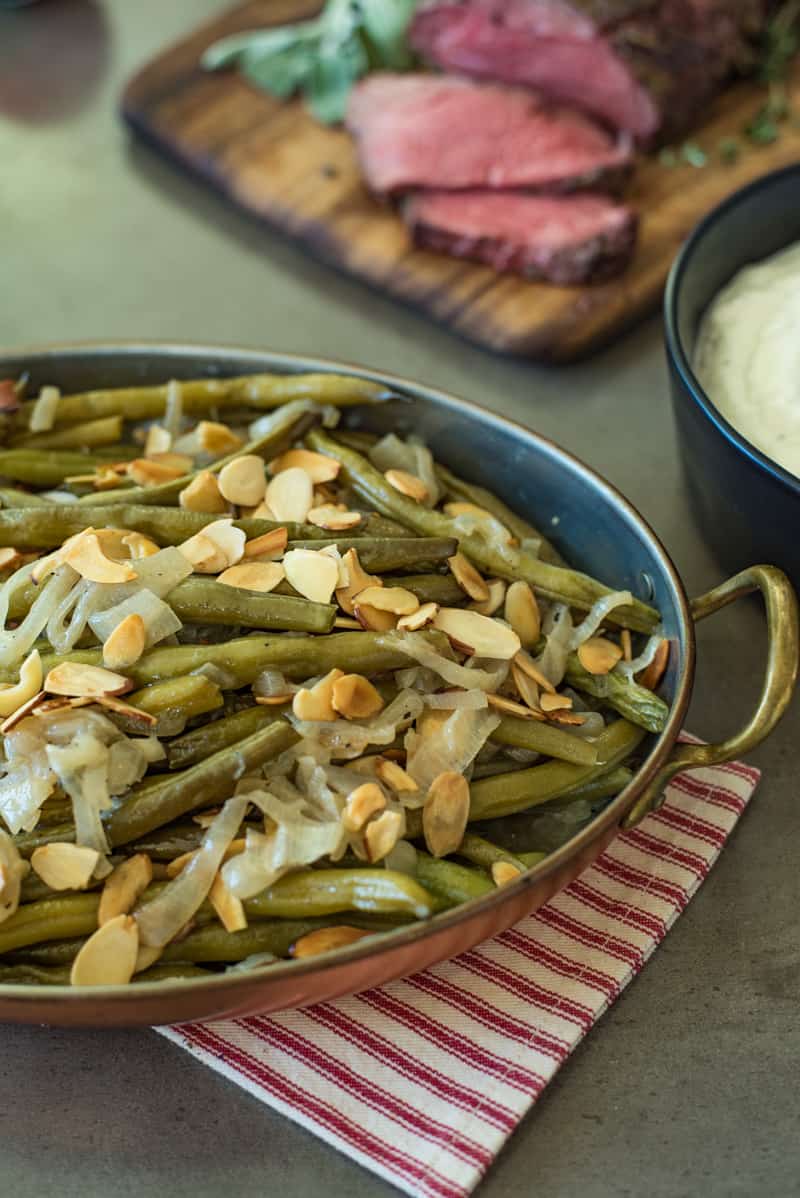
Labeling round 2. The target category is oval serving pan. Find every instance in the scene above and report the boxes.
[0,342,795,1028]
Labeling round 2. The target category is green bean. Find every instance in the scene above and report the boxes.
[170,578,336,634]
[564,655,669,733]
[122,675,224,737]
[491,715,599,766]
[547,765,634,806]
[308,430,660,633]
[244,868,433,919]
[469,719,646,820]
[413,853,494,908]
[15,373,387,430]
[126,824,207,861]
[21,630,451,690]
[0,486,48,508]
[455,834,527,874]
[0,893,100,954]
[136,962,216,982]
[160,918,370,964]
[518,851,548,869]
[5,938,85,966]
[0,451,113,487]
[0,963,73,985]
[14,823,76,858]
[286,537,458,573]
[388,574,466,604]
[108,720,298,846]
[11,415,124,451]
[166,706,282,770]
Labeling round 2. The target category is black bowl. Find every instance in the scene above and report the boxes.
[665,164,800,587]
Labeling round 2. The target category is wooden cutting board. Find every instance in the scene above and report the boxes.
[122,0,800,362]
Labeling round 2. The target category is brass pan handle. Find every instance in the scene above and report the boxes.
[623,565,798,828]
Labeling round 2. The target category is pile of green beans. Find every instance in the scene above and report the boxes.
[0,370,671,987]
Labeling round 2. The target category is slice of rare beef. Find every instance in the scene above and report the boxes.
[404,190,638,284]
[345,73,633,196]
[409,0,770,143]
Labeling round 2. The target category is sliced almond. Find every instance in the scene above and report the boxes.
[487,693,543,720]
[254,694,293,707]
[432,608,520,660]
[504,581,541,649]
[443,501,514,545]
[144,425,171,457]
[103,613,147,671]
[423,771,470,858]
[265,466,314,523]
[511,659,540,711]
[375,758,418,794]
[396,601,439,631]
[307,505,363,531]
[336,548,381,615]
[179,531,228,573]
[540,692,573,713]
[247,500,276,519]
[448,552,490,602]
[637,639,670,691]
[417,707,450,738]
[492,861,522,887]
[364,809,405,862]
[0,690,45,732]
[98,853,153,925]
[385,468,428,503]
[64,532,137,584]
[95,695,157,729]
[347,755,381,777]
[332,674,384,720]
[471,578,507,616]
[218,455,267,507]
[243,527,288,560]
[217,561,285,593]
[334,616,362,629]
[0,648,42,718]
[513,648,556,694]
[31,843,100,891]
[0,547,22,573]
[179,470,228,514]
[353,602,397,632]
[33,695,94,717]
[292,668,344,722]
[45,662,133,699]
[577,636,624,676]
[127,457,190,486]
[283,548,339,604]
[121,531,160,559]
[192,809,221,828]
[290,925,371,959]
[354,585,419,616]
[547,709,586,726]
[70,914,139,987]
[269,448,341,483]
[196,420,243,456]
[209,871,247,933]
[621,629,633,663]
[343,781,386,832]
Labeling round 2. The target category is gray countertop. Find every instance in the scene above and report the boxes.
[1,3,797,1196]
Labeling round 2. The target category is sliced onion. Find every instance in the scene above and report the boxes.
[405,706,500,799]
[163,379,183,442]
[424,690,488,710]
[247,398,319,440]
[133,735,165,764]
[568,590,634,651]
[391,632,507,693]
[383,839,417,876]
[0,559,37,628]
[106,738,150,794]
[47,577,104,654]
[289,690,424,758]
[225,952,278,973]
[29,385,60,432]
[0,829,27,923]
[503,747,541,765]
[89,588,182,648]
[535,603,573,687]
[47,734,112,854]
[223,817,344,900]
[253,669,294,699]
[190,662,238,690]
[0,564,78,668]
[40,490,78,505]
[617,633,664,681]
[0,765,54,835]
[136,794,247,947]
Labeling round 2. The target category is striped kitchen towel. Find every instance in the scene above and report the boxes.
[160,752,760,1198]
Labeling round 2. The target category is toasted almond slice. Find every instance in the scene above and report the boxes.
[513,648,556,694]
[201,517,246,568]
[121,531,160,560]
[103,613,147,671]
[547,709,586,726]
[423,771,470,858]
[448,552,490,602]
[353,602,397,632]
[144,425,171,457]
[209,871,247,933]
[196,420,243,456]
[254,694,294,707]
[243,527,288,560]
[292,667,345,722]
[511,659,541,711]
[134,943,163,973]
[375,758,418,793]
[332,674,384,720]
[98,853,153,925]
[307,505,363,531]
[443,501,514,545]
[504,581,541,649]
[165,849,197,879]
[343,781,386,832]
[247,500,276,519]
[621,629,633,663]
[95,695,157,729]
[0,547,22,573]
[127,457,189,486]
[33,695,94,717]
[396,601,439,631]
[486,693,543,720]
[354,585,419,616]
[312,484,338,507]
[385,468,428,503]
[217,561,285,593]
[334,616,362,629]
[577,636,624,676]
[64,532,137,584]
[0,690,45,732]
[417,707,450,738]
[265,466,313,523]
[492,861,522,887]
[347,755,381,777]
[540,692,573,713]
[179,531,228,574]
[637,639,670,691]
[70,914,139,987]
[0,648,42,718]
[471,578,507,616]
[336,548,382,615]
[192,808,221,828]
[364,809,405,863]
[283,548,339,604]
[179,470,229,514]
[432,608,520,660]
[31,843,100,891]
[269,448,341,483]
[291,925,371,959]
[218,455,267,506]
[45,662,133,699]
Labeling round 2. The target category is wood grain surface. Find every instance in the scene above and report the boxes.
[122,0,800,362]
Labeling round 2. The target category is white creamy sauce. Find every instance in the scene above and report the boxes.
[695,240,800,477]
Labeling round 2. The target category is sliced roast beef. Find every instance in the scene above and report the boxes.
[409,0,770,143]
[346,73,632,195]
[404,191,637,284]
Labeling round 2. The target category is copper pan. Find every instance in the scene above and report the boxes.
[0,342,795,1028]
